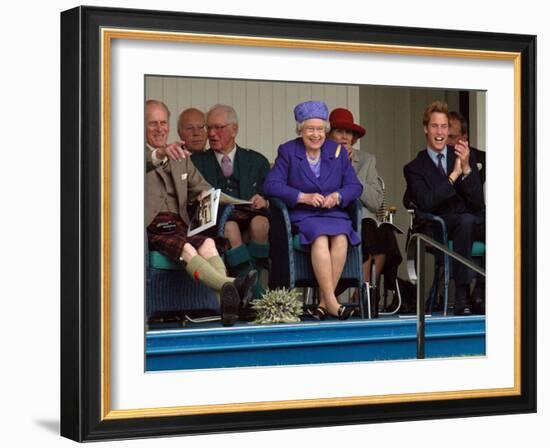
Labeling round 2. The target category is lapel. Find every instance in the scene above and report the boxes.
[166,161,188,212]
[351,148,360,173]
[236,146,250,199]
[295,140,321,188]
[446,146,456,175]
[420,149,447,180]
[207,149,220,181]
[318,142,338,186]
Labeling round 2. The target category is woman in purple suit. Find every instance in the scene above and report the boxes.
[263,101,363,320]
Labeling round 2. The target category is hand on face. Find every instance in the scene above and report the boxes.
[344,144,354,160]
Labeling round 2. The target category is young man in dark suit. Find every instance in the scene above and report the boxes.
[403,101,485,315]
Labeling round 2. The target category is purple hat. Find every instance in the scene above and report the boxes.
[293,101,329,122]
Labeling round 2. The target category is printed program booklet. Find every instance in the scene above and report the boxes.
[187,189,253,236]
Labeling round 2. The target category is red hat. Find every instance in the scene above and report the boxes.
[329,108,366,138]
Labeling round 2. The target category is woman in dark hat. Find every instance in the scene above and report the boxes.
[328,108,402,311]
[263,101,363,320]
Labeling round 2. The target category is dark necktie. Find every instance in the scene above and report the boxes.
[436,153,446,177]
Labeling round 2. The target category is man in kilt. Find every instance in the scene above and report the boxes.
[145,100,256,326]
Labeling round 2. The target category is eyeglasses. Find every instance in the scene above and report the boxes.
[303,126,326,134]
[182,125,206,133]
[206,124,232,133]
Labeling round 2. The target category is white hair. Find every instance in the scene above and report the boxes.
[207,104,239,125]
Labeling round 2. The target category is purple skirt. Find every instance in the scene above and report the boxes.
[294,215,360,247]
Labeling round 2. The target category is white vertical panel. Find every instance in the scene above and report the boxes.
[470,91,486,150]
[145,76,163,101]
[203,79,219,112]
[245,81,261,150]
[272,82,288,159]
[347,86,361,149]
[259,83,274,159]
[162,77,178,142]
[231,81,247,146]
[311,84,324,103]
[176,78,192,110]
[330,84,348,111]
[285,83,300,139]
[218,79,234,107]
[323,85,338,112]
[296,83,312,103]
[190,78,207,111]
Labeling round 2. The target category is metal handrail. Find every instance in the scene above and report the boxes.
[406,232,486,359]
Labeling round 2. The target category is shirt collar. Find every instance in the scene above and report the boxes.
[214,145,237,165]
[427,145,448,165]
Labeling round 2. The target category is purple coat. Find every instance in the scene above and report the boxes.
[263,138,363,245]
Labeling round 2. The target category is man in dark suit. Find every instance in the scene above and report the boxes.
[404,101,485,315]
[191,104,270,298]
[448,111,486,186]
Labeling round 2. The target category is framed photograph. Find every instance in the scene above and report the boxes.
[61,5,536,442]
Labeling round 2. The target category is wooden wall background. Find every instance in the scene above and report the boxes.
[146,76,360,161]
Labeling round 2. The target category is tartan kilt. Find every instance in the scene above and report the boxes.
[147,212,226,262]
[223,204,270,232]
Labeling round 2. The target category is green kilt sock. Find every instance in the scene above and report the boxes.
[186,255,233,300]
[247,241,270,298]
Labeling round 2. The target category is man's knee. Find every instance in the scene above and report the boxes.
[224,220,243,245]
[180,243,198,263]
[250,216,269,240]
[458,213,476,227]
[197,238,219,258]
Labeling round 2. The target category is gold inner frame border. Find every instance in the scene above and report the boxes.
[99,28,522,421]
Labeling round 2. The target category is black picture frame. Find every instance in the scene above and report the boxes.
[60,5,536,442]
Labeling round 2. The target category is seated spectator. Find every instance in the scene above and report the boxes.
[145,100,188,171]
[191,104,270,298]
[263,101,363,320]
[448,110,486,186]
[177,107,208,153]
[145,103,256,326]
[403,101,485,315]
[328,108,402,309]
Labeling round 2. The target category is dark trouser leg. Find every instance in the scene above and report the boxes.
[445,213,485,286]
[445,213,485,315]
[248,240,270,298]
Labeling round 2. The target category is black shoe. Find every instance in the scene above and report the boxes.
[454,285,472,316]
[238,303,257,321]
[233,270,258,308]
[220,283,240,327]
[454,304,472,316]
[336,305,355,320]
[470,285,486,315]
[370,287,380,318]
[306,306,328,321]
